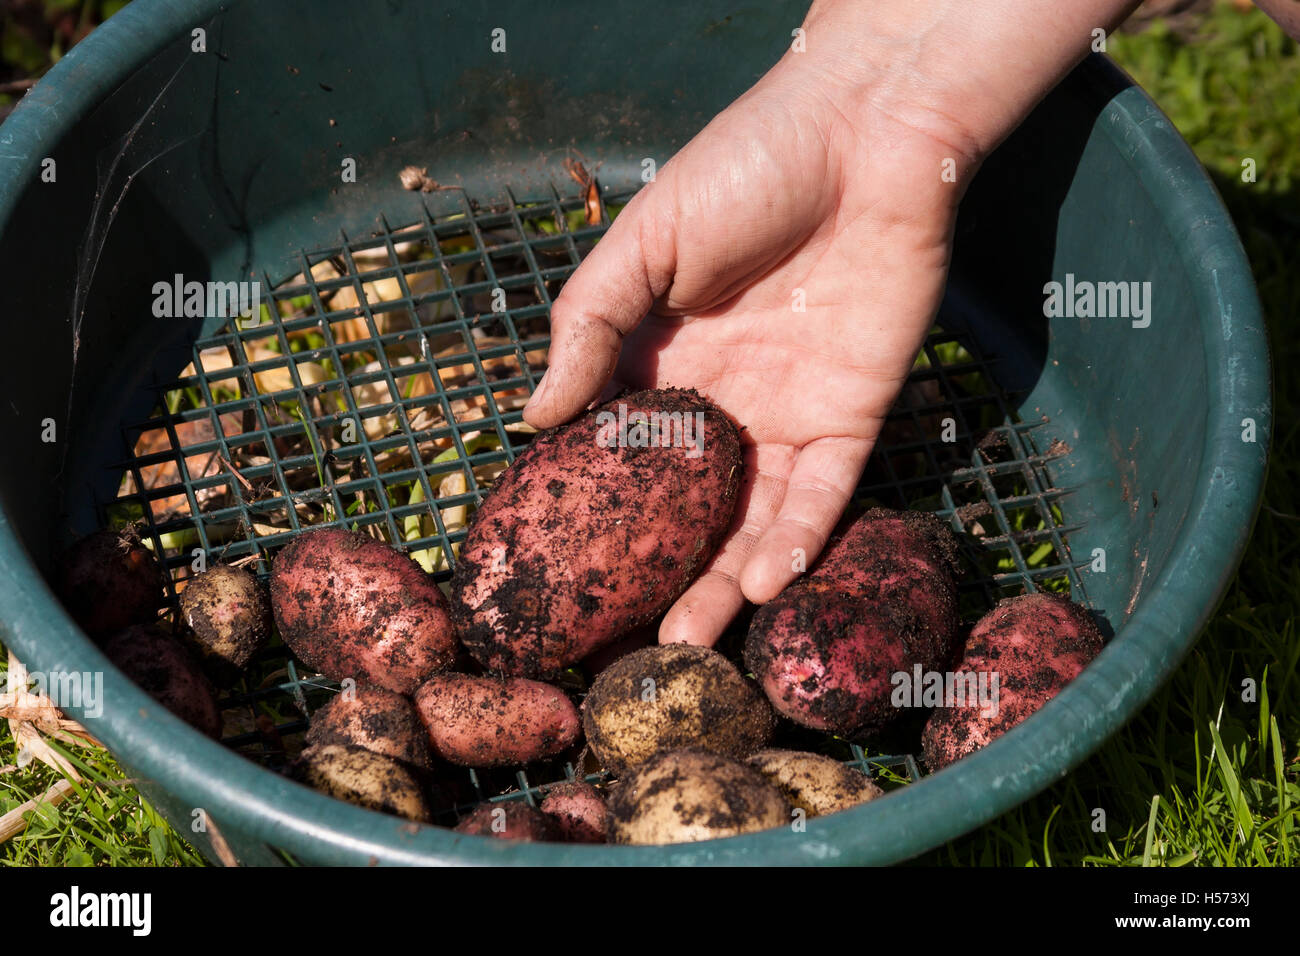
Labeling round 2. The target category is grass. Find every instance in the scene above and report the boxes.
[0,657,204,866]
[1,0,1297,866]
[918,2,1300,865]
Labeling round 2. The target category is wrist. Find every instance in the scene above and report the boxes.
[791,0,1142,164]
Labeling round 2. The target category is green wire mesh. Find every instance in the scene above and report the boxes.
[97,182,1088,825]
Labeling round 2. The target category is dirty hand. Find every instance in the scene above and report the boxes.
[523,0,1138,646]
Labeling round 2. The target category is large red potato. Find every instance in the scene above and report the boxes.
[450,388,742,678]
[922,592,1103,770]
[269,528,456,695]
[744,508,962,735]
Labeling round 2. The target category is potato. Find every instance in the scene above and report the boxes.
[744,508,962,734]
[58,527,162,639]
[812,508,960,638]
[450,388,742,678]
[305,685,432,771]
[745,748,881,816]
[101,625,221,738]
[269,528,456,694]
[540,781,608,843]
[582,644,773,773]
[454,801,556,841]
[922,592,1103,770]
[413,673,580,767]
[291,743,431,822]
[608,749,792,845]
[179,564,271,685]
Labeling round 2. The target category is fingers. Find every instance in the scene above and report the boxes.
[738,435,874,604]
[522,191,675,429]
[657,567,746,649]
[659,443,793,647]
[522,308,623,429]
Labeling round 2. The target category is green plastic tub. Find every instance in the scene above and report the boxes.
[0,0,1270,865]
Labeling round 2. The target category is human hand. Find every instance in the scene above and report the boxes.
[523,0,1139,646]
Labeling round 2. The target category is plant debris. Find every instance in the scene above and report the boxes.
[564,157,602,225]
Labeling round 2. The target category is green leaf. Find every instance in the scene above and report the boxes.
[148,826,169,865]
[1141,794,1160,866]
[1206,720,1254,855]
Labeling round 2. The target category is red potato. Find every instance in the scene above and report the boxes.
[454,801,556,841]
[102,625,221,738]
[413,673,581,767]
[58,527,163,640]
[744,508,962,735]
[540,781,608,843]
[922,592,1103,770]
[305,685,433,771]
[269,528,457,694]
[805,508,961,637]
[450,388,743,678]
[746,588,941,734]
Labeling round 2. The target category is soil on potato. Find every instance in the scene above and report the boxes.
[450,387,744,678]
[179,565,272,684]
[583,644,772,772]
[611,750,787,838]
[292,744,430,822]
[921,592,1103,769]
[270,527,455,692]
[743,508,963,735]
[414,674,580,767]
[307,687,433,771]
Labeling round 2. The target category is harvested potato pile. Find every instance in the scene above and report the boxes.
[450,387,743,678]
[745,508,962,735]
[583,644,773,772]
[922,592,1103,770]
[56,370,1111,851]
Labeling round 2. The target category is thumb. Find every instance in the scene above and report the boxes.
[522,188,675,429]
